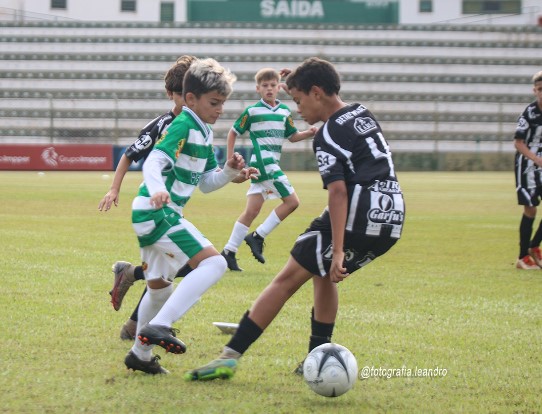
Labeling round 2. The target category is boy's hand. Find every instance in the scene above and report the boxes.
[150,191,171,208]
[226,152,246,171]
[232,167,259,183]
[329,251,349,283]
[98,189,119,211]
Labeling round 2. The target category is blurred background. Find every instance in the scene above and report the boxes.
[1,0,540,171]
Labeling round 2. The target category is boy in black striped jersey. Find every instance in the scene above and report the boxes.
[514,70,542,270]
[186,57,405,381]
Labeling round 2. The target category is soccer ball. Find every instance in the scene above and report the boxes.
[303,343,358,397]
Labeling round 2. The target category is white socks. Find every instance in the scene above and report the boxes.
[149,254,227,328]
[225,211,283,253]
[224,221,249,252]
[132,283,174,360]
[256,210,281,238]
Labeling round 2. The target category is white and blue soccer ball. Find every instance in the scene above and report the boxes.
[303,343,358,397]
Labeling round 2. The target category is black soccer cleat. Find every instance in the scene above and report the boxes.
[124,350,169,375]
[138,324,187,354]
[244,232,265,263]
[221,250,243,271]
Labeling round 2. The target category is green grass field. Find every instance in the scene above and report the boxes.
[1,170,540,414]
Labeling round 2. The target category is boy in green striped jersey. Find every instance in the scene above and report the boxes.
[221,68,317,271]
[124,58,256,375]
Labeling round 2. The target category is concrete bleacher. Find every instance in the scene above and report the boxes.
[0,21,541,154]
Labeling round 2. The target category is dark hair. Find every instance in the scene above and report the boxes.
[285,57,340,95]
[164,55,197,94]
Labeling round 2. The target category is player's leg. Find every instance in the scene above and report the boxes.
[139,220,227,353]
[247,179,298,264]
[118,264,193,340]
[125,246,176,374]
[527,189,542,267]
[517,203,540,269]
[185,256,313,381]
[515,162,540,269]
[224,193,265,269]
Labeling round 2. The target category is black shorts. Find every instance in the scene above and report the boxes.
[516,185,542,207]
[290,210,399,277]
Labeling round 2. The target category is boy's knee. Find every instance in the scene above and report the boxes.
[147,277,173,290]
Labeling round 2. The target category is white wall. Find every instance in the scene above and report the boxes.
[0,0,187,22]
[400,0,541,25]
[0,0,540,25]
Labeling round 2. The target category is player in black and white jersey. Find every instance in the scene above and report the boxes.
[514,70,542,270]
[186,57,405,381]
[98,56,198,340]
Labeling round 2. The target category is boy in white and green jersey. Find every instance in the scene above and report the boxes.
[221,68,317,271]
[124,58,256,375]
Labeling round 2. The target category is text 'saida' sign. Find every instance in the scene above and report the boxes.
[187,0,399,24]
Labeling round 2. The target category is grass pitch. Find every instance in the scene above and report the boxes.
[1,170,540,413]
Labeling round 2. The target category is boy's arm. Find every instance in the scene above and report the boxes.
[143,150,172,208]
[98,154,131,211]
[198,152,249,193]
[288,126,318,143]
[326,179,349,284]
[226,128,238,160]
[515,138,542,167]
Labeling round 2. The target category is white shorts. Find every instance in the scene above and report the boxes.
[246,176,295,200]
[139,218,212,281]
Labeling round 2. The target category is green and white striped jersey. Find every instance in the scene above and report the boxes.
[232,99,297,183]
[132,107,218,247]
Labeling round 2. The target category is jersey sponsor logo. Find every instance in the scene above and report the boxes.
[335,105,367,125]
[527,106,540,120]
[191,171,200,185]
[367,194,404,225]
[517,117,529,132]
[134,133,153,152]
[367,180,402,194]
[239,114,249,129]
[156,130,167,145]
[316,149,336,175]
[287,115,295,128]
[175,139,186,159]
[353,117,378,135]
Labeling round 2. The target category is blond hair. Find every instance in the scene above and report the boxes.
[254,68,280,84]
[532,71,542,84]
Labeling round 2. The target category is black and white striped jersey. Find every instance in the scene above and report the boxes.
[313,103,404,236]
[124,111,176,163]
[314,103,397,188]
[515,101,542,187]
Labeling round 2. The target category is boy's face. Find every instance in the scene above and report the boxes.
[186,91,227,124]
[256,79,280,104]
[534,81,542,105]
[289,87,321,125]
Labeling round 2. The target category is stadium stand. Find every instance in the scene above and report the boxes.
[0,21,541,154]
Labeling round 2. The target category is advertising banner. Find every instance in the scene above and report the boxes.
[0,144,113,171]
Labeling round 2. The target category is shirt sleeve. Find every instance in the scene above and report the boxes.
[232,108,250,136]
[142,150,171,196]
[514,109,530,140]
